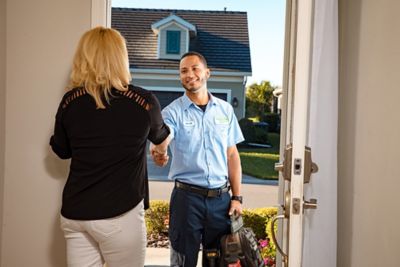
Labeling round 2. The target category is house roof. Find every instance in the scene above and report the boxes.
[111,8,252,73]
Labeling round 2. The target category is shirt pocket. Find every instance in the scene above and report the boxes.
[212,124,229,142]
[175,124,200,152]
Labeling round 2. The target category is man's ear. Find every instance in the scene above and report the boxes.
[206,68,211,79]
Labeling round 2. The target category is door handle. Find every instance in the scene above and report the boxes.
[270,190,291,265]
[274,144,292,181]
[271,214,288,265]
[271,194,318,265]
[304,146,319,183]
[303,198,317,209]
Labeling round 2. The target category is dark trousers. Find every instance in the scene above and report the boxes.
[169,185,231,267]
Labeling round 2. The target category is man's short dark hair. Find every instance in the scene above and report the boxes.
[180,51,208,68]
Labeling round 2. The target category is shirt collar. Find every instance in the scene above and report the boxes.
[181,92,218,111]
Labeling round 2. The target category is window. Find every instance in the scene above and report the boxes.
[166,30,181,54]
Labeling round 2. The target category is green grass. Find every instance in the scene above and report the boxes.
[239,133,280,180]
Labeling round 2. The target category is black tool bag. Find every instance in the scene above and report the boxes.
[219,215,265,267]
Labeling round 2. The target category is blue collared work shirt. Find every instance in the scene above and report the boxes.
[162,93,244,188]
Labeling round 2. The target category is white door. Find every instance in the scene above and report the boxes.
[274,0,338,266]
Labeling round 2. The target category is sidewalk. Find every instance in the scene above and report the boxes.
[149,180,278,209]
[145,248,202,267]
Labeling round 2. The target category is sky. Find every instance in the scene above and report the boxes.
[112,0,286,87]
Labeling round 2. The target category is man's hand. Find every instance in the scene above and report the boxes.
[149,143,169,167]
[229,200,243,216]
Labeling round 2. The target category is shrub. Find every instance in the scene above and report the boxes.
[254,127,269,144]
[242,207,278,239]
[239,118,256,143]
[262,113,281,133]
[145,200,169,236]
[242,207,278,266]
[145,201,278,240]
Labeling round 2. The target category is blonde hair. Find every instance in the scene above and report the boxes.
[69,26,132,109]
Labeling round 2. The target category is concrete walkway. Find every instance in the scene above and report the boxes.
[149,180,278,209]
[145,248,202,267]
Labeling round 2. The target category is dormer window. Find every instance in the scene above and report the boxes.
[166,31,181,54]
[152,14,196,60]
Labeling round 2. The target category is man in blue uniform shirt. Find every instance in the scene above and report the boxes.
[150,51,244,267]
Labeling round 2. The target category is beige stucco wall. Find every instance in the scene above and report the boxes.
[0,0,6,264]
[1,0,91,266]
[338,0,400,266]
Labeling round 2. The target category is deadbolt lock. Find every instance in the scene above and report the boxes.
[275,144,319,183]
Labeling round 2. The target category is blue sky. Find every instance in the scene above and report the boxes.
[112,0,286,87]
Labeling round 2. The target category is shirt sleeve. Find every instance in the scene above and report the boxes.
[49,101,72,159]
[227,107,245,147]
[147,93,170,144]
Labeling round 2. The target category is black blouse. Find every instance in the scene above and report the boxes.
[50,85,169,220]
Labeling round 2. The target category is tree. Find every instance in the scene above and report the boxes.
[245,81,276,119]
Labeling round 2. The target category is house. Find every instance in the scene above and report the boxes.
[111,8,252,119]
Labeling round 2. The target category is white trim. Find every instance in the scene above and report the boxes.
[158,21,188,33]
[132,72,245,83]
[151,14,196,35]
[145,86,232,103]
[91,0,111,28]
[185,30,190,53]
[130,68,251,77]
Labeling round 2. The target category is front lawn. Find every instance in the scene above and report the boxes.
[239,133,280,180]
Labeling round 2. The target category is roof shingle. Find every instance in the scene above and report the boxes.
[111,8,252,73]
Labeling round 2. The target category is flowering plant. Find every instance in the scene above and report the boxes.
[258,238,276,267]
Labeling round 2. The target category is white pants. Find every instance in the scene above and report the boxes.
[60,200,146,267]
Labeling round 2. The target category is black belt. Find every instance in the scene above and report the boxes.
[175,180,230,197]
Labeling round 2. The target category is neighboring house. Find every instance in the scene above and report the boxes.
[112,8,252,119]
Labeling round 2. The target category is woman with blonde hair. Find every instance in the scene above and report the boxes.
[50,26,169,267]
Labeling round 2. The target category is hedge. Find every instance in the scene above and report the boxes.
[145,200,278,240]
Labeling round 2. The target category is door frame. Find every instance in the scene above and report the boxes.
[277,0,316,266]
[91,0,112,28]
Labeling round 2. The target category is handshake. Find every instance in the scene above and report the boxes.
[149,143,169,167]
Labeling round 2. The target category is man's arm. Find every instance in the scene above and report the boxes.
[227,145,243,215]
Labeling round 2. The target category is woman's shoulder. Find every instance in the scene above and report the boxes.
[127,84,158,103]
[115,84,157,111]
[127,84,152,97]
[59,87,87,109]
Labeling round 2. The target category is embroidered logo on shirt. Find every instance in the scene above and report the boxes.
[183,120,195,127]
[214,116,229,125]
